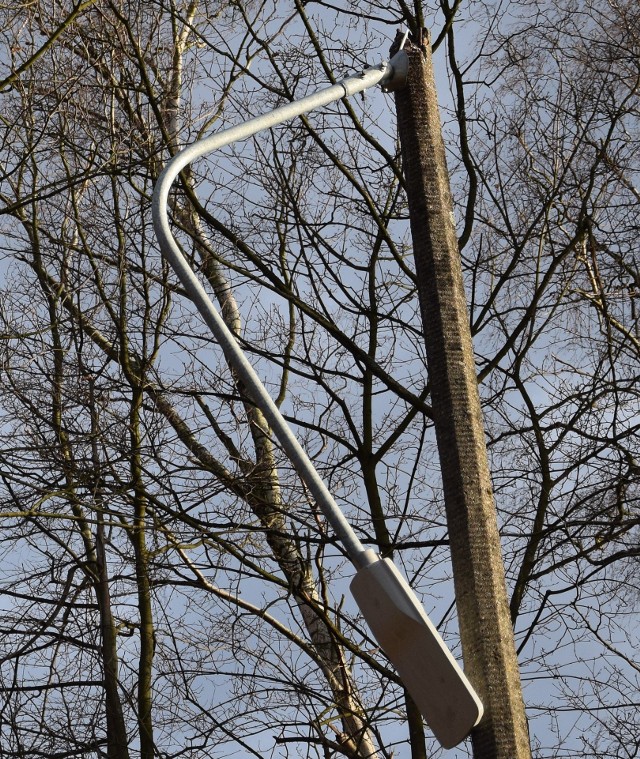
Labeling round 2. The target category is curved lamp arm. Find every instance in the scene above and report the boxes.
[152,55,406,569]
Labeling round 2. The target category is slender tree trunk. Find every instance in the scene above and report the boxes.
[391,32,531,758]
[96,519,132,759]
[129,387,156,759]
[90,378,132,759]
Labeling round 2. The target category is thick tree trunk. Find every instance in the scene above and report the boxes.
[391,32,532,758]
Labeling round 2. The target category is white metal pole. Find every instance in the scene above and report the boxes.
[152,54,407,569]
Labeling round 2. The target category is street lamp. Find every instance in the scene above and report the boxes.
[152,47,482,749]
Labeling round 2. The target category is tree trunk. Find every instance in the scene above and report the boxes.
[391,32,532,758]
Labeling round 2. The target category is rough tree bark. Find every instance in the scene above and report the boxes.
[391,32,532,758]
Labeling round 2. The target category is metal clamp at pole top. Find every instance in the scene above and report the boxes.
[382,47,409,93]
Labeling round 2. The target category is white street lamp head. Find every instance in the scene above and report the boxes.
[352,551,483,748]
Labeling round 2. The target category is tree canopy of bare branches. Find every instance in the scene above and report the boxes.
[0,1,638,757]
